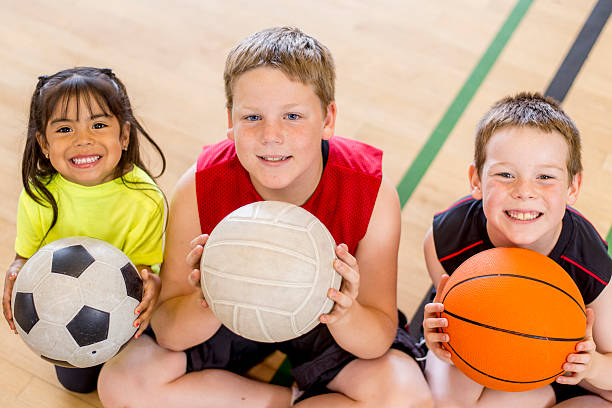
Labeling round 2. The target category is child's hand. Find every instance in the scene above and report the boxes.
[3,256,26,334]
[3,271,18,333]
[186,234,209,309]
[320,244,359,325]
[133,268,161,339]
[423,274,452,364]
[556,308,596,385]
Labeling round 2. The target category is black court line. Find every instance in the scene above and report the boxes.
[545,0,612,102]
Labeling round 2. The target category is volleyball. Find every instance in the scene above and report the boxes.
[200,201,341,342]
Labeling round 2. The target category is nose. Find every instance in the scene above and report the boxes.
[261,119,283,144]
[511,178,537,199]
[74,127,94,147]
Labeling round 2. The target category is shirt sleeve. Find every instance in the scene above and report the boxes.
[123,189,165,267]
[14,189,46,258]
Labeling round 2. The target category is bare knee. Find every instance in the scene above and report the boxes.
[98,335,183,408]
[98,355,144,408]
[361,350,433,408]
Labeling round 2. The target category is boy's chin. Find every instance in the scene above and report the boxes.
[501,235,545,250]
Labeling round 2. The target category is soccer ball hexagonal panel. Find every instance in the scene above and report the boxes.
[66,305,110,347]
[51,245,95,278]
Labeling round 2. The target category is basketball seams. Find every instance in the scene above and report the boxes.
[442,309,584,342]
[442,274,586,316]
[445,341,565,385]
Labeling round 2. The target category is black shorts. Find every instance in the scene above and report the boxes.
[178,317,425,402]
[54,364,102,393]
[550,381,593,403]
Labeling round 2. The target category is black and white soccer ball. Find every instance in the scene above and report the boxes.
[11,237,143,368]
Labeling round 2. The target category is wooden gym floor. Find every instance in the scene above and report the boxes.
[0,1,610,406]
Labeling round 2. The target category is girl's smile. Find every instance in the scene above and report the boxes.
[38,94,129,187]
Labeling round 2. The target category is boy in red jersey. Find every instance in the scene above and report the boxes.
[423,93,612,407]
[98,27,432,407]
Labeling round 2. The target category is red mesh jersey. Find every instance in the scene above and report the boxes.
[195,136,382,255]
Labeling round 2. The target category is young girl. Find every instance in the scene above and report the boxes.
[1,67,166,393]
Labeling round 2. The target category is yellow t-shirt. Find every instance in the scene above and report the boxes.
[15,166,164,267]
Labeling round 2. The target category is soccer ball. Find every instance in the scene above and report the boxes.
[11,237,142,368]
[201,201,341,342]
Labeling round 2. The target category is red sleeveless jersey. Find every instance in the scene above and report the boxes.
[195,136,382,254]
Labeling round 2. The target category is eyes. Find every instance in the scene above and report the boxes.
[242,113,302,121]
[493,172,557,181]
[54,122,109,134]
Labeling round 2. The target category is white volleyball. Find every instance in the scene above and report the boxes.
[200,201,341,342]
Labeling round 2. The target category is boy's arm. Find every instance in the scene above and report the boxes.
[423,226,453,362]
[423,226,446,288]
[575,282,612,390]
[325,176,400,358]
[150,164,221,351]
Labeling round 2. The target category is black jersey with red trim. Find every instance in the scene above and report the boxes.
[432,197,611,305]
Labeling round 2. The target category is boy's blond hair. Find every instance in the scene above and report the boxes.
[223,26,335,112]
[474,92,582,181]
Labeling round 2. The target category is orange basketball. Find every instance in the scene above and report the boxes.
[439,247,586,392]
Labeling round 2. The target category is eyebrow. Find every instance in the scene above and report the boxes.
[490,162,565,171]
[49,113,111,125]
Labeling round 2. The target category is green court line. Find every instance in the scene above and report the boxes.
[397,0,534,208]
[269,354,295,387]
[607,227,612,257]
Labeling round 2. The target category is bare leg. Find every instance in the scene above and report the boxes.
[477,386,554,408]
[295,349,433,408]
[98,335,292,408]
[426,351,555,408]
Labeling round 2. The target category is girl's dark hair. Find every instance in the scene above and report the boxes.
[23,67,166,239]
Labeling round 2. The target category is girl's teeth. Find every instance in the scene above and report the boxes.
[72,156,100,164]
[263,156,287,161]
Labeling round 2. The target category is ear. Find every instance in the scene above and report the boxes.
[468,162,483,200]
[566,171,582,205]
[36,132,49,156]
[321,102,337,141]
[226,108,235,141]
[120,122,131,150]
